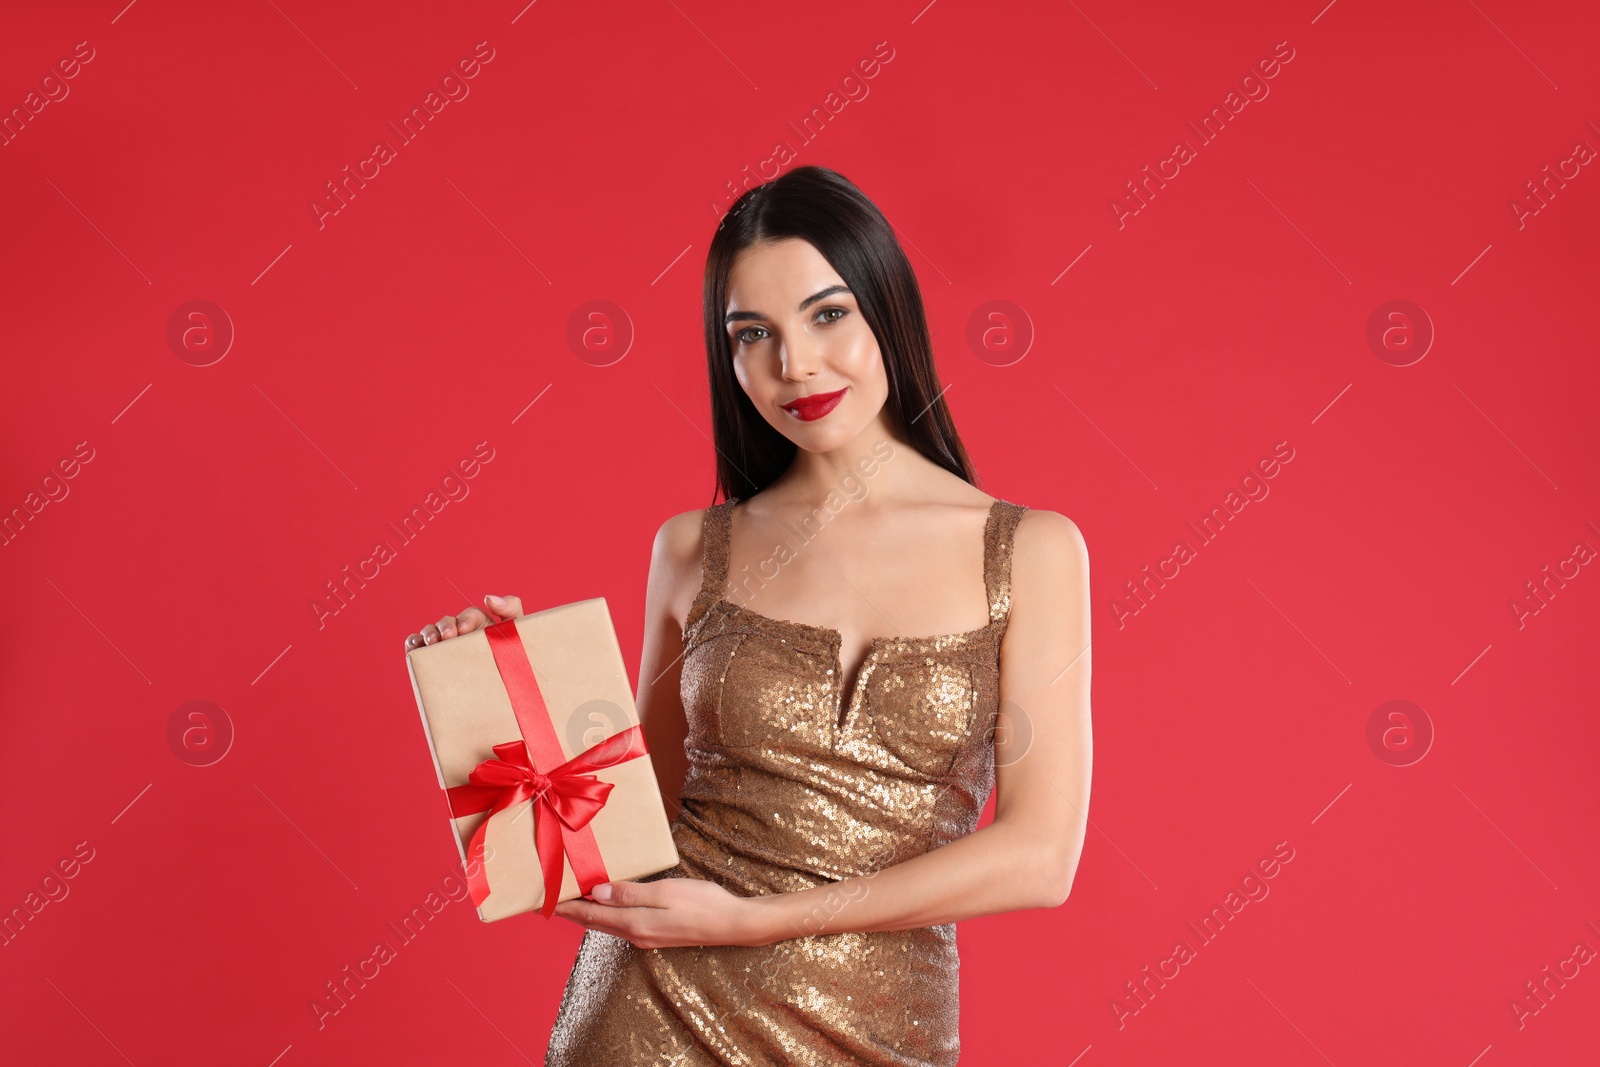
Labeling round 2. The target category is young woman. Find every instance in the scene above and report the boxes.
[403,166,1093,1065]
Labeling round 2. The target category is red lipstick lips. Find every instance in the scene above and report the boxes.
[782,387,847,422]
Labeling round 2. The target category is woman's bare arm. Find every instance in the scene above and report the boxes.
[632,509,706,819]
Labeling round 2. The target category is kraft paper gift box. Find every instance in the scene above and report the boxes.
[405,597,679,922]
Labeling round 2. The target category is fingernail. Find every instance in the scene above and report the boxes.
[485,594,501,602]
[590,883,612,901]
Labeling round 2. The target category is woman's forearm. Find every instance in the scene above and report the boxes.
[743,818,1079,946]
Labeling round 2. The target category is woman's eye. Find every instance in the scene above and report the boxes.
[733,310,844,345]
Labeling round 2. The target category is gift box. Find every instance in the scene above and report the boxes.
[405,597,679,922]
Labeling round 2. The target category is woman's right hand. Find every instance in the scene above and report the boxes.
[403,594,524,652]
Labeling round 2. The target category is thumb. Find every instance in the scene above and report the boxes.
[483,593,523,620]
[591,880,654,907]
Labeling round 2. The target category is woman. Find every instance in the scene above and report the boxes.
[403,166,1093,1065]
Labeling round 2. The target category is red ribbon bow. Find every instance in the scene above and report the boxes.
[441,619,649,918]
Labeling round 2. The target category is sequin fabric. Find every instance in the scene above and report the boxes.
[545,498,1029,1066]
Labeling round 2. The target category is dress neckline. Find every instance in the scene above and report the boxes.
[700,498,1013,728]
[710,497,1006,639]
[710,596,1001,729]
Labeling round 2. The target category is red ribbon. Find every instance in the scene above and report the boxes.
[443,618,649,918]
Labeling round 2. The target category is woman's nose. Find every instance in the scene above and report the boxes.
[779,338,822,380]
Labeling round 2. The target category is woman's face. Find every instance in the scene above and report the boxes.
[724,238,891,452]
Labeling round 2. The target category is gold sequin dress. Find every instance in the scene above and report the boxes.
[546,498,1029,1066]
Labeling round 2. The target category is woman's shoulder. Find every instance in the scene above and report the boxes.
[1008,505,1089,600]
[1007,499,1085,548]
[921,490,1085,568]
[652,504,721,577]
[649,504,730,631]
[959,488,1070,528]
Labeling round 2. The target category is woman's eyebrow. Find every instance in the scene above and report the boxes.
[797,284,851,311]
[725,284,852,325]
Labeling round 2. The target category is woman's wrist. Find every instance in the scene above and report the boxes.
[738,890,798,948]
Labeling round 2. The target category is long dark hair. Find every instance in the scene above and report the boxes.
[701,165,978,503]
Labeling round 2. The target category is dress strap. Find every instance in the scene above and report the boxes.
[984,500,1029,627]
[683,499,736,631]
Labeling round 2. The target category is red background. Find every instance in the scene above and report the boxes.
[3,0,1597,1063]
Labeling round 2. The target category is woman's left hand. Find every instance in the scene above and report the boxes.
[551,877,773,949]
